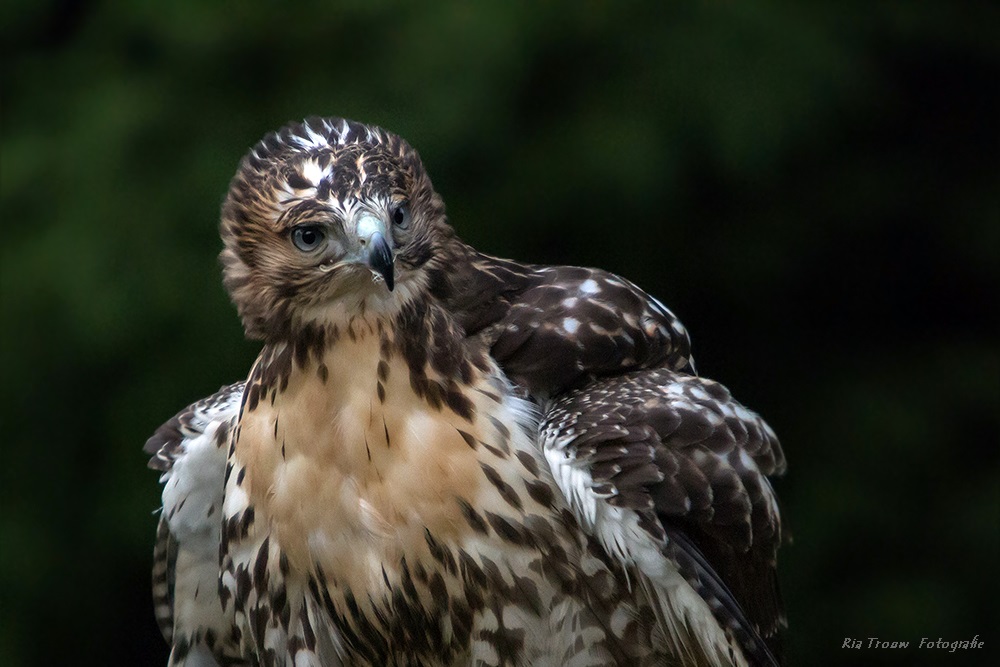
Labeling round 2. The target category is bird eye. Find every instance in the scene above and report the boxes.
[290,225,325,252]
[391,203,410,228]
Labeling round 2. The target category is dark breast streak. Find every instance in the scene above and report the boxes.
[222,301,667,665]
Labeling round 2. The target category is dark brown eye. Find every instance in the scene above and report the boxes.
[291,225,325,252]
[391,203,410,228]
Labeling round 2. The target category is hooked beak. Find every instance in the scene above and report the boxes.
[355,214,394,291]
[366,231,394,291]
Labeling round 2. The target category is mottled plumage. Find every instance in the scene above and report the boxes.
[147,117,787,666]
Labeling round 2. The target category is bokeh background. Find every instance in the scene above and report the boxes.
[3,2,998,665]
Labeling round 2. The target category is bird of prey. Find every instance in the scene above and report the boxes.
[146,117,786,667]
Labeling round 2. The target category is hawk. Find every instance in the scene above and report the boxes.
[146,117,786,667]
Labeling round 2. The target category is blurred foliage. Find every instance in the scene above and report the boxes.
[2,1,998,665]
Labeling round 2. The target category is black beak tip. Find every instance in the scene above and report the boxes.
[369,234,395,292]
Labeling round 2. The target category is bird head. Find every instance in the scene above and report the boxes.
[220,117,451,340]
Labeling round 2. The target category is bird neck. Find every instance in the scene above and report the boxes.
[246,296,491,422]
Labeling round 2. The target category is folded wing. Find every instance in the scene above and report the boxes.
[145,382,246,667]
[540,369,785,666]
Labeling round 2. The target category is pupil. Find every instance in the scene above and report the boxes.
[302,230,315,244]
[394,208,405,225]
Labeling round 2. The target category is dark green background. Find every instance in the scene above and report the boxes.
[2,2,997,665]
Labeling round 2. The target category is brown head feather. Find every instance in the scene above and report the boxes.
[219,117,451,340]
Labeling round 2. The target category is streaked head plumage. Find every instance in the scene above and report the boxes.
[219,117,450,340]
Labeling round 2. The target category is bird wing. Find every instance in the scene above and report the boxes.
[439,251,786,663]
[540,368,785,666]
[145,382,246,666]
[437,249,693,395]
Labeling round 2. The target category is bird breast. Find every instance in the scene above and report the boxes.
[232,325,519,595]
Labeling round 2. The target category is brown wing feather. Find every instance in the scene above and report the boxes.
[541,367,786,663]
[145,382,246,471]
[431,244,692,395]
[151,515,177,645]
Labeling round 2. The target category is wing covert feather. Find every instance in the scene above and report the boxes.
[540,368,786,663]
[433,246,693,395]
